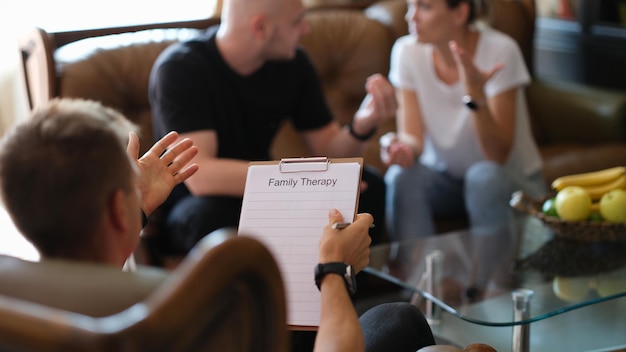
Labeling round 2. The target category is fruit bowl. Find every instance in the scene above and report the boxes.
[510,191,626,242]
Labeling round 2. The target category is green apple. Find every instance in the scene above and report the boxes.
[542,197,558,217]
[587,211,604,222]
[599,188,626,222]
[555,186,592,221]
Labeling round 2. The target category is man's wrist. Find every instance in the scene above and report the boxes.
[315,262,357,295]
[317,273,344,290]
[347,120,377,141]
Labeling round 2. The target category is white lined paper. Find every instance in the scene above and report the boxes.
[237,158,362,328]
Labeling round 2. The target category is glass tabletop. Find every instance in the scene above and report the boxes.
[364,216,626,326]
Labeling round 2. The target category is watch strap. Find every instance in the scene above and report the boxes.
[314,262,356,295]
[347,121,377,141]
[462,95,485,111]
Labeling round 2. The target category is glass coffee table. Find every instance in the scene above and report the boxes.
[364,217,626,351]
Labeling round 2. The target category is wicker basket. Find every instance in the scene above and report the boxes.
[510,191,626,242]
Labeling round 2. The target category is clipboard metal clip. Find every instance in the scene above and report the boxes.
[279,157,330,173]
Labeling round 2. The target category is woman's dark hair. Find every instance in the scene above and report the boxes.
[446,0,489,24]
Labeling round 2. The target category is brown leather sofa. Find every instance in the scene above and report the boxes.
[18,0,626,233]
[19,0,626,184]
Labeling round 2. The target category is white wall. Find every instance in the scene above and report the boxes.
[0,4,30,137]
[0,0,217,137]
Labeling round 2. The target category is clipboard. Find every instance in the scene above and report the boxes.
[237,156,363,329]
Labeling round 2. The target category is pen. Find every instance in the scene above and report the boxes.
[331,222,376,230]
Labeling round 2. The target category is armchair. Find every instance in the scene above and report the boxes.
[0,229,288,352]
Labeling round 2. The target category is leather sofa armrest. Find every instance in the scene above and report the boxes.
[527,78,626,145]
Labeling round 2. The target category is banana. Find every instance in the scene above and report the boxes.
[551,166,626,191]
[579,174,626,200]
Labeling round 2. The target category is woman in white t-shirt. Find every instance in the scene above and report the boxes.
[381,0,546,294]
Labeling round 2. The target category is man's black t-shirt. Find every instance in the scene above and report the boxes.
[150,25,333,163]
[148,26,385,249]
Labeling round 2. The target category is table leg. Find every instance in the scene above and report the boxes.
[512,288,534,352]
[421,250,444,324]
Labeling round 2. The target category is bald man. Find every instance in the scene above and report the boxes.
[149,0,397,255]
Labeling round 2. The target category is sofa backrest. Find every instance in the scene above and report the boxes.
[18,18,220,156]
[271,9,396,167]
[56,28,204,155]
[366,0,536,74]
[18,0,537,171]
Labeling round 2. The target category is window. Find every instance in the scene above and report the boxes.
[536,0,581,20]
[15,0,215,32]
[0,0,219,144]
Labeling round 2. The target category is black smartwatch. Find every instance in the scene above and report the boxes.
[347,121,377,141]
[462,95,485,111]
[314,262,357,295]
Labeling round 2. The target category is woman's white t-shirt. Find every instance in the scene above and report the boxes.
[388,24,542,179]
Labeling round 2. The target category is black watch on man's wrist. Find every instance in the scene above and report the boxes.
[314,262,357,295]
[347,121,377,141]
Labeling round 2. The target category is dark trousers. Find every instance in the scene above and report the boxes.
[160,166,387,255]
[290,302,436,352]
[359,302,436,352]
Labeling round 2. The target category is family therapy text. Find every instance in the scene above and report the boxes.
[268,177,338,188]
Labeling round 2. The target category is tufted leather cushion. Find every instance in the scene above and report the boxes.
[364,0,409,40]
[56,13,395,171]
[273,9,396,172]
[487,0,535,72]
[57,29,202,154]
[45,0,626,190]
[303,10,391,125]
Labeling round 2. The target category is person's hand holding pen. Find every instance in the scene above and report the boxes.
[315,209,371,352]
[319,209,373,273]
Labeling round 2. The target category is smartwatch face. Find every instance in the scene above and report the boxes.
[345,265,357,295]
